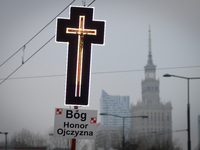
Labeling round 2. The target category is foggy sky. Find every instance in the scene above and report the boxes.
[0,0,200,150]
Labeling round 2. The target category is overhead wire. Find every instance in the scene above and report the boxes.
[92,65,200,74]
[0,0,99,85]
[0,0,81,85]
[88,0,96,6]
[0,65,199,81]
[0,36,55,85]
[0,0,75,68]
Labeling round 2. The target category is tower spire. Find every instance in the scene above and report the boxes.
[147,24,153,65]
[149,24,151,54]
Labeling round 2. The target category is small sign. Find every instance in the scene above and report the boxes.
[54,108,97,139]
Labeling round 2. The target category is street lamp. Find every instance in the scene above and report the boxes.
[163,73,200,150]
[100,113,148,150]
[0,132,8,150]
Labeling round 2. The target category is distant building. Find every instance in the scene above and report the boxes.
[100,90,130,131]
[96,90,130,149]
[130,27,172,146]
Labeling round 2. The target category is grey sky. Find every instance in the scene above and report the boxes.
[0,0,200,149]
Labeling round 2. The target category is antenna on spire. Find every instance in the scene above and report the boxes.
[149,24,151,53]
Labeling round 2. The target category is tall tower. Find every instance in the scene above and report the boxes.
[142,26,160,105]
[130,26,172,148]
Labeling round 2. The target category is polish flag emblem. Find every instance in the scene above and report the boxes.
[56,108,63,115]
[90,117,97,124]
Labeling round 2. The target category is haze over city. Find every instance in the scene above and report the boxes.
[0,0,200,149]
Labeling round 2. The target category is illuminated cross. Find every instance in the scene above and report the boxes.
[66,16,97,97]
[56,7,105,106]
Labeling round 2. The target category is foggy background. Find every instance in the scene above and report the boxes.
[0,0,200,149]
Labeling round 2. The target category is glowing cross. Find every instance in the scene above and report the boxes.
[56,6,105,106]
[66,16,97,97]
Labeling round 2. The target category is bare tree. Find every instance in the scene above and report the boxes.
[47,128,70,150]
[78,139,97,150]
[48,136,70,150]
[10,128,47,148]
[110,133,183,150]
[146,138,183,150]
[88,139,96,150]
[76,139,89,150]
[95,129,113,150]
[111,131,122,150]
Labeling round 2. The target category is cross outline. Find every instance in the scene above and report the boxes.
[66,15,97,97]
[55,6,105,106]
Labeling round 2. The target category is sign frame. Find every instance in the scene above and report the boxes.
[55,6,105,106]
[54,108,98,139]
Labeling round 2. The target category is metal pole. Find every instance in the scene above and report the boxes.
[123,117,125,150]
[70,106,78,150]
[70,139,76,150]
[163,74,200,150]
[5,132,8,150]
[187,79,191,150]
[0,132,8,150]
[99,113,148,150]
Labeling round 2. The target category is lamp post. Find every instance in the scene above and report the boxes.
[0,132,8,150]
[100,113,148,150]
[163,74,200,150]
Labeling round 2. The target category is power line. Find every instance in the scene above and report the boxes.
[0,0,98,86]
[88,0,96,6]
[0,36,55,85]
[0,74,64,81]
[0,0,75,68]
[92,65,200,74]
[0,65,199,81]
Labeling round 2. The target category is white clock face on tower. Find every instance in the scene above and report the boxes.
[149,73,154,78]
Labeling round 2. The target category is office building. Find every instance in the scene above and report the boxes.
[100,90,130,131]
[96,90,130,149]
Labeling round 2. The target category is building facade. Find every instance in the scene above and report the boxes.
[96,90,130,149]
[130,27,172,146]
[100,90,130,131]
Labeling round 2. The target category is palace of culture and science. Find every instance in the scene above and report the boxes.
[130,28,172,144]
[96,27,172,149]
